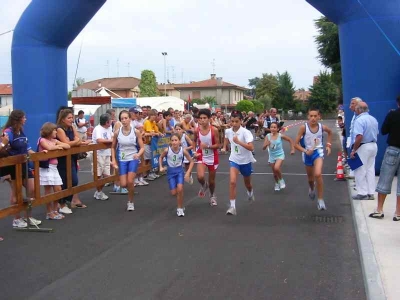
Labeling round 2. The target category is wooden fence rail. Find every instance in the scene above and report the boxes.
[0,144,150,220]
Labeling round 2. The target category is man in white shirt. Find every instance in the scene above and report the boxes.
[75,110,89,141]
[92,114,113,200]
[222,110,256,216]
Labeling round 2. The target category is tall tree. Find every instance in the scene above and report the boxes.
[314,16,342,101]
[308,71,338,113]
[247,77,261,97]
[255,73,279,101]
[139,70,158,97]
[273,71,295,111]
[75,77,85,87]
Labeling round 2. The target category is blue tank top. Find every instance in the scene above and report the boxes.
[267,133,284,157]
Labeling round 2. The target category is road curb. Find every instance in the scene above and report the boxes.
[347,178,386,300]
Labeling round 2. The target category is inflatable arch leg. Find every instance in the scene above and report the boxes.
[307,0,400,173]
[11,0,107,143]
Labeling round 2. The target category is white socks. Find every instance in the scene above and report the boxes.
[230,200,236,208]
[247,189,253,197]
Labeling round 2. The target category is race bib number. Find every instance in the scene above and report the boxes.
[120,152,126,160]
[233,144,240,155]
[203,149,210,156]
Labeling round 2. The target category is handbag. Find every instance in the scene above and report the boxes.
[76,152,88,160]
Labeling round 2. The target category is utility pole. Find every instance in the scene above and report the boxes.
[212,58,216,73]
[161,52,167,96]
[105,60,109,78]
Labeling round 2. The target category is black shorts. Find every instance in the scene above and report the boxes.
[0,163,34,180]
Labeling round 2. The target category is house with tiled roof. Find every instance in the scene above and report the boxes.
[77,77,141,98]
[0,84,13,115]
[294,89,311,103]
[176,74,247,107]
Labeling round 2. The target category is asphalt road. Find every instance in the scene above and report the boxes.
[0,120,366,300]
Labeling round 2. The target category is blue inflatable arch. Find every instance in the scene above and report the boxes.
[12,0,400,173]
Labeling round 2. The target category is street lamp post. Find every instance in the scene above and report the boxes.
[161,52,168,96]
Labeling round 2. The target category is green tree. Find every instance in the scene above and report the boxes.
[314,16,342,102]
[202,96,216,106]
[139,70,158,97]
[273,71,295,111]
[75,77,85,87]
[256,94,272,111]
[235,100,254,113]
[255,73,279,101]
[251,100,264,113]
[68,91,72,100]
[247,77,260,97]
[308,70,338,113]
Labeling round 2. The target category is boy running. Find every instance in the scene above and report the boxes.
[294,108,332,210]
[194,109,220,206]
[222,110,256,216]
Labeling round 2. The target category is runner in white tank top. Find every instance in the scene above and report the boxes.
[111,110,145,212]
[294,108,332,211]
[194,109,220,206]
[174,124,194,184]
[159,134,194,217]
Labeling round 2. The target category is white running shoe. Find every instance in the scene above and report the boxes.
[59,206,73,214]
[148,173,157,180]
[93,191,99,198]
[226,207,237,216]
[247,193,255,202]
[198,182,208,198]
[12,218,27,228]
[274,183,280,191]
[95,191,109,201]
[120,188,128,194]
[177,208,185,217]
[309,188,316,201]
[127,202,135,211]
[279,179,286,189]
[23,217,42,226]
[145,175,155,181]
[317,199,327,211]
[210,196,218,206]
[189,175,194,185]
[113,186,121,193]
[139,178,149,186]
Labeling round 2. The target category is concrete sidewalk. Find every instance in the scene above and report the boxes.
[349,176,399,300]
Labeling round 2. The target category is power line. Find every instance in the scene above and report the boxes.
[0,29,14,37]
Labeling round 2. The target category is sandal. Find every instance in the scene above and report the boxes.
[71,203,87,209]
[369,210,384,219]
[393,214,400,221]
[46,213,63,220]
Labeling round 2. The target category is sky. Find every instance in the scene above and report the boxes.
[0,0,324,91]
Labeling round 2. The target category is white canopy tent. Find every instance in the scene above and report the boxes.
[136,96,185,111]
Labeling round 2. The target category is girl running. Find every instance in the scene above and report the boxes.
[159,133,194,217]
[262,122,295,191]
[38,122,70,220]
[174,123,195,184]
[111,110,144,211]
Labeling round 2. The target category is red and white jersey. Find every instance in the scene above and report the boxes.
[197,126,219,166]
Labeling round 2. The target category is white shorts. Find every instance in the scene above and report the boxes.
[39,164,63,186]
[144,144,152,160]
[97,156,111,176]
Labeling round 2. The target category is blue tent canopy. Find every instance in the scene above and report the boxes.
[111,98,136,108]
